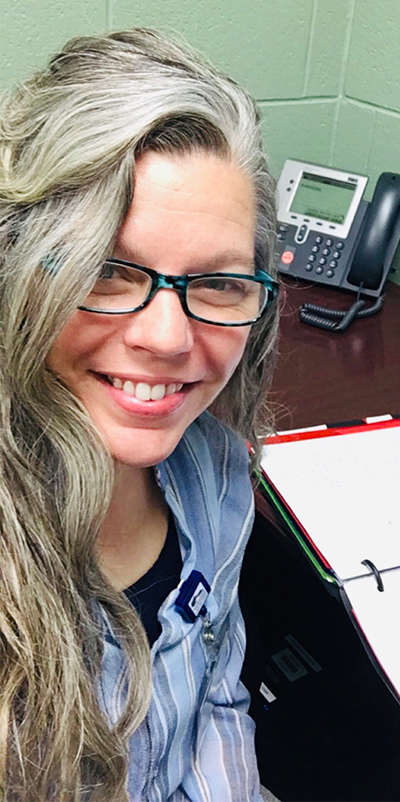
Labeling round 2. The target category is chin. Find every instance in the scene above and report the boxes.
[104,428,185,469]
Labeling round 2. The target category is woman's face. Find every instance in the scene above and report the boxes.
[47,151,256,467]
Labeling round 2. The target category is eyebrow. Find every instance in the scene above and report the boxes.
[193,251,255,271]
[113,250,256,274]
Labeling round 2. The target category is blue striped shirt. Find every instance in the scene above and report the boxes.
[99,411,262,801]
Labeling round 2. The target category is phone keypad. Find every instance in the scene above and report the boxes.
[276,223,347,283]
[304,235,346,279]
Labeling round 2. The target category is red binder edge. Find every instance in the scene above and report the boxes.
[265,415,400,445]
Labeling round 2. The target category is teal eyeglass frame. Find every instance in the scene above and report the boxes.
[79,257,279,327]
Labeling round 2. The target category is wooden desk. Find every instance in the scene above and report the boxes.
[268,278,400,430]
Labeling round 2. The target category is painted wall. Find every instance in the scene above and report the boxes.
[2,0,400,279]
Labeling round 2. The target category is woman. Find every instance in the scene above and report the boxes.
[0,29,279,801]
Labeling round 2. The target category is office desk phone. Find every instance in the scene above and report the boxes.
[275,159,400,297]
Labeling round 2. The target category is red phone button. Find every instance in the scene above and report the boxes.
[281,251,294,265]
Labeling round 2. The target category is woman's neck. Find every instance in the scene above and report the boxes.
[97,463,169,590]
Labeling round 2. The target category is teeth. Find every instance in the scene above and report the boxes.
[110,377,183,401]
[122,380,135,396]
[135,382,151,401]
[150,384,166,401]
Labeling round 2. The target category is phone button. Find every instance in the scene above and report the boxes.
[326,238,334,247]
[295,224,308,243]
[326,269,335,278]
[318,257,327,266]
[311,245,320,253]
[322,247,331,256]
[315,266,324,274]
[332,250,341,259]
[308,254,316,262]
[281,250,295,265]
[305,263,313,271]
[336,241,344,249]
[315,235,323,244]
[329,259,338,268]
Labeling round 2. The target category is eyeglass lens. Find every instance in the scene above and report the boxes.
[84,263,268,324]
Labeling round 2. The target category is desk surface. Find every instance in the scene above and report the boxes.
[268,277,400,431]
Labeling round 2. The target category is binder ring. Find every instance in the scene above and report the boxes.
[361,559,384,592]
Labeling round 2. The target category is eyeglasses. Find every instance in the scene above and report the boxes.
[79,258,279,327]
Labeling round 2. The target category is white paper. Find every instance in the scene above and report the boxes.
[343,569,400,697]
[261,426,400,581]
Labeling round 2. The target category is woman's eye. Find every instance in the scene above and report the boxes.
[98,264,118,280]
[89,264,151,301]
[97,264,133,282]
[202,278,246,294]
[89,264,130,296]
[201,279,229,291]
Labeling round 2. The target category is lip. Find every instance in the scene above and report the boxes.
[93,371,192,417]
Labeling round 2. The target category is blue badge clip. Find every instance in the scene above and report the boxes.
[175,570,210,623]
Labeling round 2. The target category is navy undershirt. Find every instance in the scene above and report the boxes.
[123,514,183,647]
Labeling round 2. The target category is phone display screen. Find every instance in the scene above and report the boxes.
[290,172,357,224]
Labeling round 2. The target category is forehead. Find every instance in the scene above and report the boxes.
[116,151,256,268]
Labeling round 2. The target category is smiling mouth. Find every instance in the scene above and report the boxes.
[95,372,185,402]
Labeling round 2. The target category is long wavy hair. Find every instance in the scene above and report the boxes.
[0,29,278,800]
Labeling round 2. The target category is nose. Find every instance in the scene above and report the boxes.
[122,288,194,356]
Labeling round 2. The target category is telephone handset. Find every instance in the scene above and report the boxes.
[275,160,400,331]
[346,172,400,289]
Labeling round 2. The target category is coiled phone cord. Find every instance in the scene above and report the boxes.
[299,284,385,332]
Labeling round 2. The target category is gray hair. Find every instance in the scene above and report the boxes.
[0,29,278,800]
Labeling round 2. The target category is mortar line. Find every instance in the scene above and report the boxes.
[339,0,357,98]
[302,0,319,97]
[256,96,337,106]
[329,0,357,165]
[344,95,400,116]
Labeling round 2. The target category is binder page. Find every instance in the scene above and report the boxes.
[261,425,400,581]
[342,569,400,698]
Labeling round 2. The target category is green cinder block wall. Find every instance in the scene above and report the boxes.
[2,0,400,281]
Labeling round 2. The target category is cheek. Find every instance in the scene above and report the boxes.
[47,314,113,375]
[208,328,249,381]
